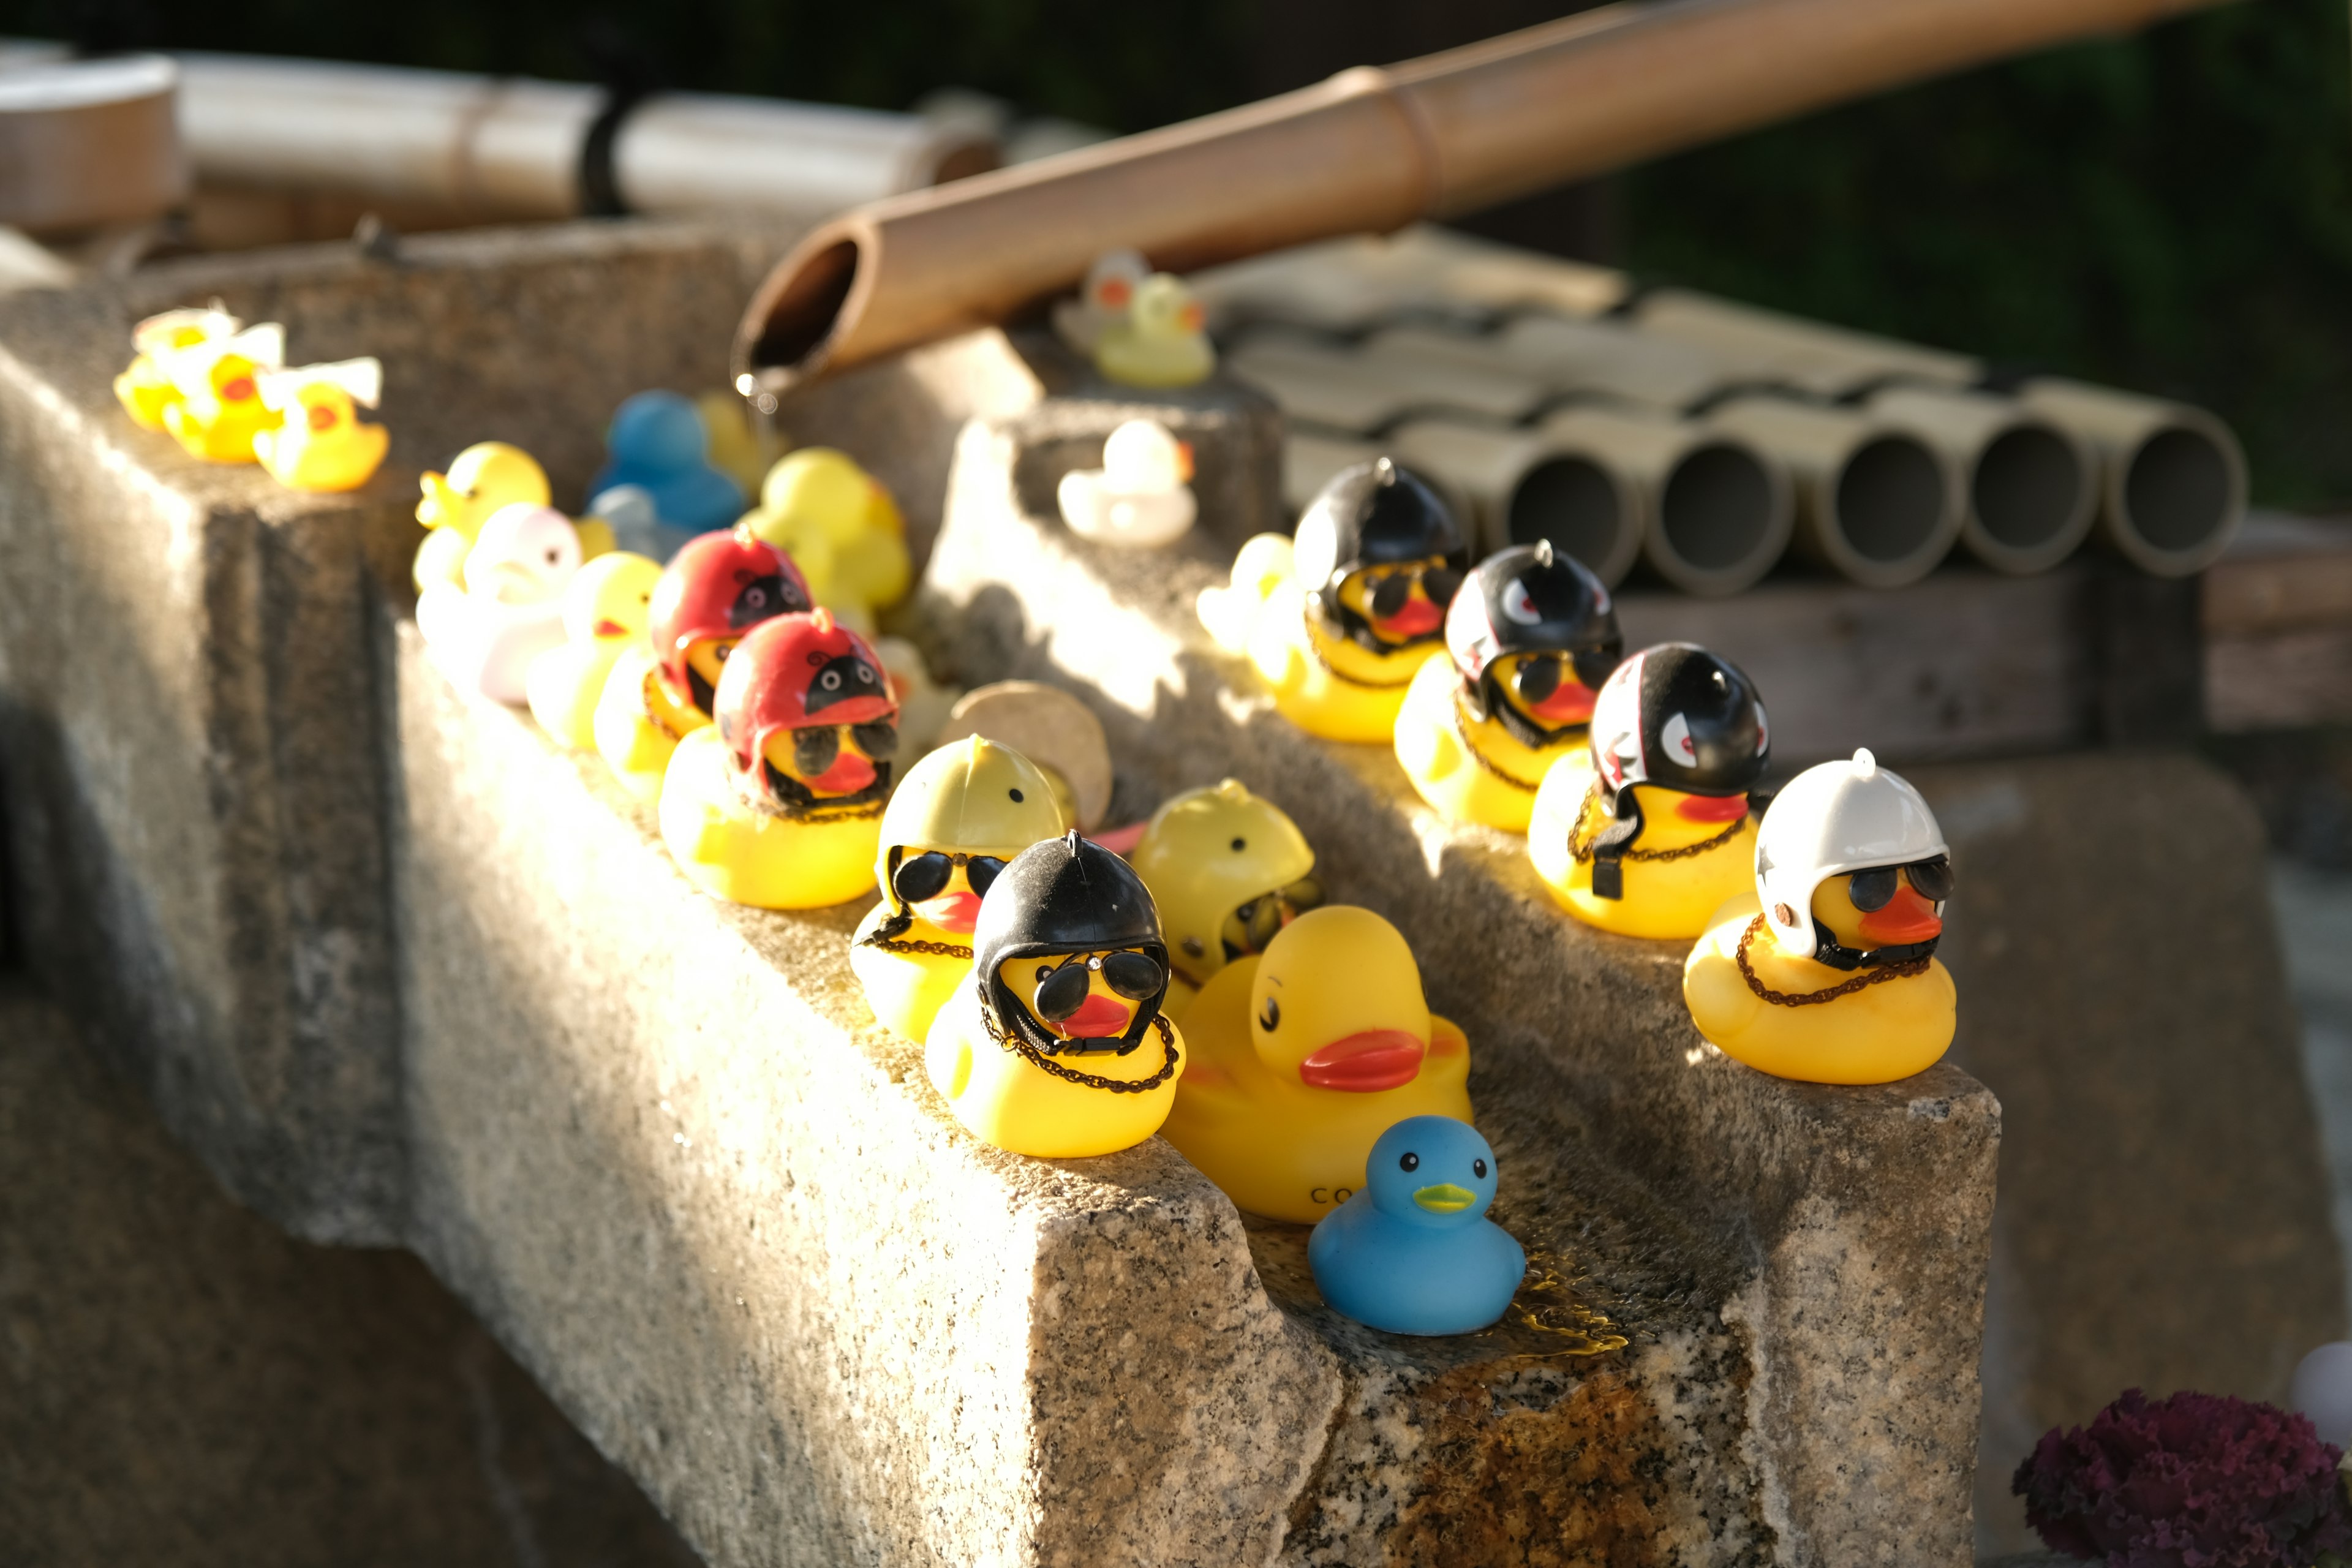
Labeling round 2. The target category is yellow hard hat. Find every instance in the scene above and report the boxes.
[874,736,1069,916]
[1131,779,1315,986]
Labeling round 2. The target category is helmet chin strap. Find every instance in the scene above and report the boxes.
[1808,918,1940,972]
[1588,786,1645,900]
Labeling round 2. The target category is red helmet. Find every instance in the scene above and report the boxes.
[647,530,812,709]
[715,609,901,813]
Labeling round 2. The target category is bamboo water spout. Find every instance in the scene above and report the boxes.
[736,0,2232,391]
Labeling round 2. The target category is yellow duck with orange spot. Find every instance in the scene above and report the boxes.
[114,306,241,431]
[1683,748,1957,1085]
[524,551,663,750]
[1159,905,1472,1224]
[1530,643,1769,940]
[924,831,1186,1159]
[157,323,285,463]
[1199,458,1468,744]
[253,358,389,492]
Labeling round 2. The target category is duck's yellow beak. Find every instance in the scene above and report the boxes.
[1412,1183,1475,1214]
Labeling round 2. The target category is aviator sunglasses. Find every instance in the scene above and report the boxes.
[1363,563,1464,619]
[792,720,901,777]
[1032,951,1167,1023]
[1510,648,1619,704]
[892,850,1007,904]
[1845,856,1954,912]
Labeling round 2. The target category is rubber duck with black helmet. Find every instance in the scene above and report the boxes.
[1529,642,1770,940]
[658,608,900,910]
[924,830,1187,1158]
[850,736,1071,1042]
[1683,748,1957,1084]
[1199,457,1470,742]
[1394,540,1623,834]
[1129,779,1322,1021]
[594,529,812,802]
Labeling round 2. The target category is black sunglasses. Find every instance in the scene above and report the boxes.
[792,720,900,777]
[1847,856,1954,912]
[1511,649,1618,704]
[1228,875,1326,951]
[1365,564,1464,619]
[892,850,1008,904]
[1032,951,1167,1022]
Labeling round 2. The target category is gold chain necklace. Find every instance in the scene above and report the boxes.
[1733,914,1930,1007]
[980,1008,1180,1095]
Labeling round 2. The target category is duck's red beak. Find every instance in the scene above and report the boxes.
[1298,1030,1425,1092]
[1860,884,1943,944]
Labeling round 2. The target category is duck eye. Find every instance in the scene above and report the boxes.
[1257,995,1280,1031]
[1399,1152,1419,1172]
[1474,1158,1488,1178]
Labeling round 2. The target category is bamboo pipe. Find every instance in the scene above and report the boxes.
[1705,395,1963,588]
[2017,378,2247,576]
[1865,385,2097,575]
[736,0,2231,390]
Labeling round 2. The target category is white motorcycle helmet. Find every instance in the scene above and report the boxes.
[1755,748,1950,962]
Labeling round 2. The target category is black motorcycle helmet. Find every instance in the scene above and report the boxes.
[1583,643,1769,900]
[1292,457,1469,654]
[974,831,1171,1058]
[1446,539,1623,746]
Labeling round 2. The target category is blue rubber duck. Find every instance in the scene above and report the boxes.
[590,391,746,536]
[1308,1115,1525,1336]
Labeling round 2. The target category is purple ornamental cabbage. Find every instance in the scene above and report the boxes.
[2015,1389,2352,1567]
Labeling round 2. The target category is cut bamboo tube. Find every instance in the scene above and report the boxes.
[1867,385,2096,576]
[1537,404,1793,596]
[1191,225,1627,334]
[2017,378,2246,577]
[1706,395,1962,588]
[1387,416,1646,584]
[738,0,2227,390]
[1632,288,1981,396]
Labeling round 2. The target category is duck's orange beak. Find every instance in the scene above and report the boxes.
[1860,884,1943,945]
[1298,1030,1425,1092]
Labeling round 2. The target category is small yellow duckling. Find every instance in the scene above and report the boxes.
[1394,540,1623,834]
[1683,748,1956,1085]
[1158,905,1472,1224]
[252,358,388,492]
[413,442,553,594]
[851,736,1068,1042]
[739,448,911,617]
[1199,458,1468,743]
[658,609,900,909]
[524,551,663,750]
[114,306,239,431]
[1129,779,1321,1020]
[1530,643,1770,940]
[924,830,1186,1158]
[157,323,285,463]
[1095,271,1215,389]
[592,530,811,803]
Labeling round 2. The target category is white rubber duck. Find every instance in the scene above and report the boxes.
[1057,419,1197,549]
[417,503,584,704]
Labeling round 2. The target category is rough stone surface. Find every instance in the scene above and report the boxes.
[0,219,797,1239]
[1923,753,2348,1557]
[0,978,699,1567]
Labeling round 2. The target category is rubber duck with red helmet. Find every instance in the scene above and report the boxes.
[1683,748,1957,1084]
[1393,540,1624,834]
[1198,458,1469,743]
[1529,643,1769,940]
[925,830,1187,1158]
[659,608,901,909]
[594,529,812,803]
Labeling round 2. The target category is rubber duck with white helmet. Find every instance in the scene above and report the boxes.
[1682,747,1958,1084]
[850,736,1069,1042]
[1530,642,1767,938]
[1129,779,1322,1020]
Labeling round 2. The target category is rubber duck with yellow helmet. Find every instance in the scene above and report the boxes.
[1129,779,1321,1020]
[850,736,1070,1042]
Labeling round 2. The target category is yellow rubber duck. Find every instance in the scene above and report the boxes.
[592,530,812,803]
[924,831,1186,1158]
[1129,779,1321,1020]
[114,306,240,431]
[413,442,552,594]
[524,551,663,750]
[252,358,389,492]
[1094,272,1215,389]
[1683,749,1956,1085]
[157,323,285,463]
[1529,643,1769,940]
[1159,905,1472,1224]
[1198,458,1468,743]
[1394,540,1623,834]
[850,736,1068,1042]
[658,609,899,909]
[739,448,911,617]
